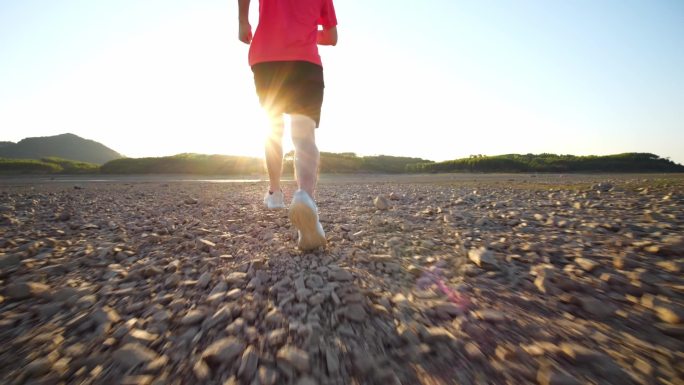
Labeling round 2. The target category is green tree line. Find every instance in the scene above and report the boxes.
[407,153,684,173]
[0,157,99,174]
[1,152,682,175]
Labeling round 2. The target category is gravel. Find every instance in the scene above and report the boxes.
[1,174,683,385]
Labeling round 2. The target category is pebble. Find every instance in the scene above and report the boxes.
[197,272,211,288]
[113,343,160,369]
[374,195,390,210]
[472,309,506,322]
[574,257,599,272]
[24,357,52,377]
[237,345,259,380]
[180,309,207,325]
[468,247,498,269]
[258,366,279,385]
[266,328,288,346]
[422,326,455,343]
[202,337,245,365]
[339,303,367,322]
[5,281,50,300]
[325,347,340,374]
[579,297,614,319]
[655,305,683,324]
[330,269,354,281]
[296,376,318,385]
[226,272,247,285]
[0,253,21,269]
[537,367,582,385]
[226,288,242,300]
[277,345,310,372]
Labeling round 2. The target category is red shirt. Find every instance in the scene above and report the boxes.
[248,0,337,67]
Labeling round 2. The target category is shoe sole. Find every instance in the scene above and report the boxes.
[289,200,326,251]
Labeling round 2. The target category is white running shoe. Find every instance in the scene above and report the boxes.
[263,189,286,209]
[289,190,326,251]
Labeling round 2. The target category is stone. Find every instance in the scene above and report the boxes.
[5,281,50,300]
[226,272,247,285]
[340,304,367,322]
[37,303,62,318]
[122,375,155,385]
[330,269,354,281]
[226,288,242,300]
[534,275,558,295]
[276,345,310,372]
[559,343,606,364]
[0,254,21,269]
[113,343,159,369]
[266,328,288,347]
[305,275,324,289]
[308,293,326,306]
[659,235,684,256]
[24,357,52,377]
[165,274,181,288]
[654,322,684,337]
[296,376,318,385]
[197,238,216,250]
[374,195,390,210]
[656,260,681,273]
[468,247,498,269]
[473,309,506,322]
[574,257,599,272]
[128,329,158,344]
[537,367,582,385]
[197,272,211,289]
[464,342,485,360]
[202,337,245,365]
[152,310,170,323]
[209,281,228,296]
[432,302,464,318]
[203,305,233,330]
[579,297,614,319]
[225,318,245,335]
[238,345,259,380]
[325,347,340,374]
[258,366,279,385]
[180,309,207,325]
[422,326,455,343]
[193,359,210,380]
[52,287,80,302]
[655,305,683,324]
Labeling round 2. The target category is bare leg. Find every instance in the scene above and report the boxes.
[264,113,285,192]
[290,114,319,198]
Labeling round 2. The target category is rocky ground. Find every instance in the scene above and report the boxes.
[0,174,683,385]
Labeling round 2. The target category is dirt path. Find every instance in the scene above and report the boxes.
[1,175,683,385]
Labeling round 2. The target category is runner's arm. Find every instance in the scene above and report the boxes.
[317,26,338,46]
[238,0,252,44]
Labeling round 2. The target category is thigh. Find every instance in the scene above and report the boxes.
[285,62,324,127]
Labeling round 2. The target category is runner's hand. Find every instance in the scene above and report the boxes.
[239,21,252,44]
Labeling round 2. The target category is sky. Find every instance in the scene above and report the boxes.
[1,0,683,164]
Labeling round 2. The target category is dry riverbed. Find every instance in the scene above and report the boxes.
[0,174,683,385]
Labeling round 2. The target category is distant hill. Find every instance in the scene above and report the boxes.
[0,133,122,165]
[408,153,684,173]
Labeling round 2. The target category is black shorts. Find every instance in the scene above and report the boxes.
[252,61,325,127]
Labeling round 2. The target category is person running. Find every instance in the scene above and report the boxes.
[238,0,338,251]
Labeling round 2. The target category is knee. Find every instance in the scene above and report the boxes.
[290,114,316,142]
